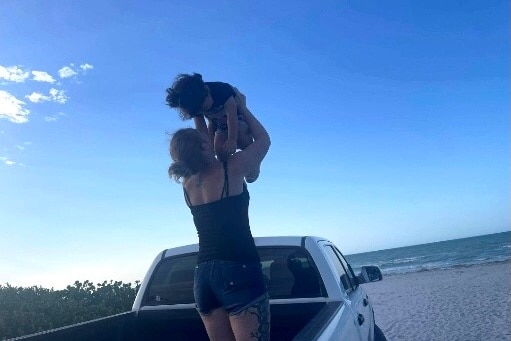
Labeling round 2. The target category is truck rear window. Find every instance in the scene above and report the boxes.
[142,247,325,306]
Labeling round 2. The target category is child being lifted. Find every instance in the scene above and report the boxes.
[166,73,260,183]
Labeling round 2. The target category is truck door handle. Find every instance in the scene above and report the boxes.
[358,313,365,325]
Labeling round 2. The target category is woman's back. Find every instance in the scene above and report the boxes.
[184,161,259,264]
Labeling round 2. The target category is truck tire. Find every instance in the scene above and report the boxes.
[374,324,387,341]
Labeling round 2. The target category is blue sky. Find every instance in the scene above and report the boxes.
[0,0,509,289]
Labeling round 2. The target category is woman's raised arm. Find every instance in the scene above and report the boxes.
[231,90,270,176]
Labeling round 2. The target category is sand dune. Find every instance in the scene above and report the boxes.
[362,261,511,341]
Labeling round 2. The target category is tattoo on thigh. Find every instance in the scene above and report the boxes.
[248,297,270,340]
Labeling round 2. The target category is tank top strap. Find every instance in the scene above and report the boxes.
[183,187,192,207]
[221,161,229,199]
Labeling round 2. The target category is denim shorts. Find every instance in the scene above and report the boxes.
[193,260,267,316]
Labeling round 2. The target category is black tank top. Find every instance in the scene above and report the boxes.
[183,162,260,264]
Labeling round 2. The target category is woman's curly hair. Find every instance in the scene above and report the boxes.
[166,73,209,120]
[168,128,206,182]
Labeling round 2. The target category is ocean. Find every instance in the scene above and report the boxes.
[345,231,511,276]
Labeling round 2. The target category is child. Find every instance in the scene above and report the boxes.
[166,73,260,182]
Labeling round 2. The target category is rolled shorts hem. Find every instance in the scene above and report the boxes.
[195,304,218,316]
[228,292,269,316]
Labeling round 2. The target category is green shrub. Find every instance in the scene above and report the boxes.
[0,280,140,340]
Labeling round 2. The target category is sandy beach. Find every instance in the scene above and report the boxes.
[362,261,511,341]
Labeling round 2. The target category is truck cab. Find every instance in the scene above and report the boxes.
[132,236,384,340]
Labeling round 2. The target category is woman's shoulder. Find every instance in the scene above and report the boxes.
[182,162,225,204]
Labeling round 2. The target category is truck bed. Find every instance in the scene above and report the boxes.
[133,301,331,340]
[13,301,337,341]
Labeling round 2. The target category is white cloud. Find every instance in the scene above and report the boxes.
[49,88,68,104]
[26,92,50,103]
[17,142,31,149]
[44,112,67,122]
[0,156,16,166]
[32,71,56,83]
[80,63,94,72]
[0,65,30,83]
[58,65,78,79]
[0,90,30,123]
[25,89,68,104]
[58,63,93,79]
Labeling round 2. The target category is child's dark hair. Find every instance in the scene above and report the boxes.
[166,73,208,120]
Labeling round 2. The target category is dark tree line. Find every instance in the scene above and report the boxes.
[0,280,140,340]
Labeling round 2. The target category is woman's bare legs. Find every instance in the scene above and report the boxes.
[200,307,236,341]
[229,295,270,341]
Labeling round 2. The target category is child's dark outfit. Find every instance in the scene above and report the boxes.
[204,82,244,132]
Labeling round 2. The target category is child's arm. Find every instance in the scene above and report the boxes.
[193,115,215,147]
[193,115,208,135]
[223,96,238,155]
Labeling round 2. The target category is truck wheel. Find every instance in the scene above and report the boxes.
[374,324,387,341]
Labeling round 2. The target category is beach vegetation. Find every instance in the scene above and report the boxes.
[0,280,140,340]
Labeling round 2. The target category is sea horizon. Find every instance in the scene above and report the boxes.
[346,230,511,276]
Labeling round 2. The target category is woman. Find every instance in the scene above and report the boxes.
[168,90,271,341]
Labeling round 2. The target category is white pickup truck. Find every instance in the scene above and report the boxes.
[13,236,387,341]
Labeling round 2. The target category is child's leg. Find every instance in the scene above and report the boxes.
[214,130,229,162]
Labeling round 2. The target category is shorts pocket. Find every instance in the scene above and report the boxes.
[193,264,207,290]
[221,262,260,292]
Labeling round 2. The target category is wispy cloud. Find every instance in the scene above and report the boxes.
[80,64,94,72]
[0,90,30,123]
[58,65,78,79]
[49,89,68,104]
[1,63,92,125]
[15,142,31,150]
[0,156,16,166]
[0,65,30,83]
[1,64,93,83]
[44,112,67,122]
[25,92,50,103]
[25,88,68,104]
[59,63,95,79]
[32,71,56,83]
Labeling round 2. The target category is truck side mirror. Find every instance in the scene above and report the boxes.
[357,266,383,284]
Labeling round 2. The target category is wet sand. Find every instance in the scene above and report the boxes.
[362,261,511,341]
